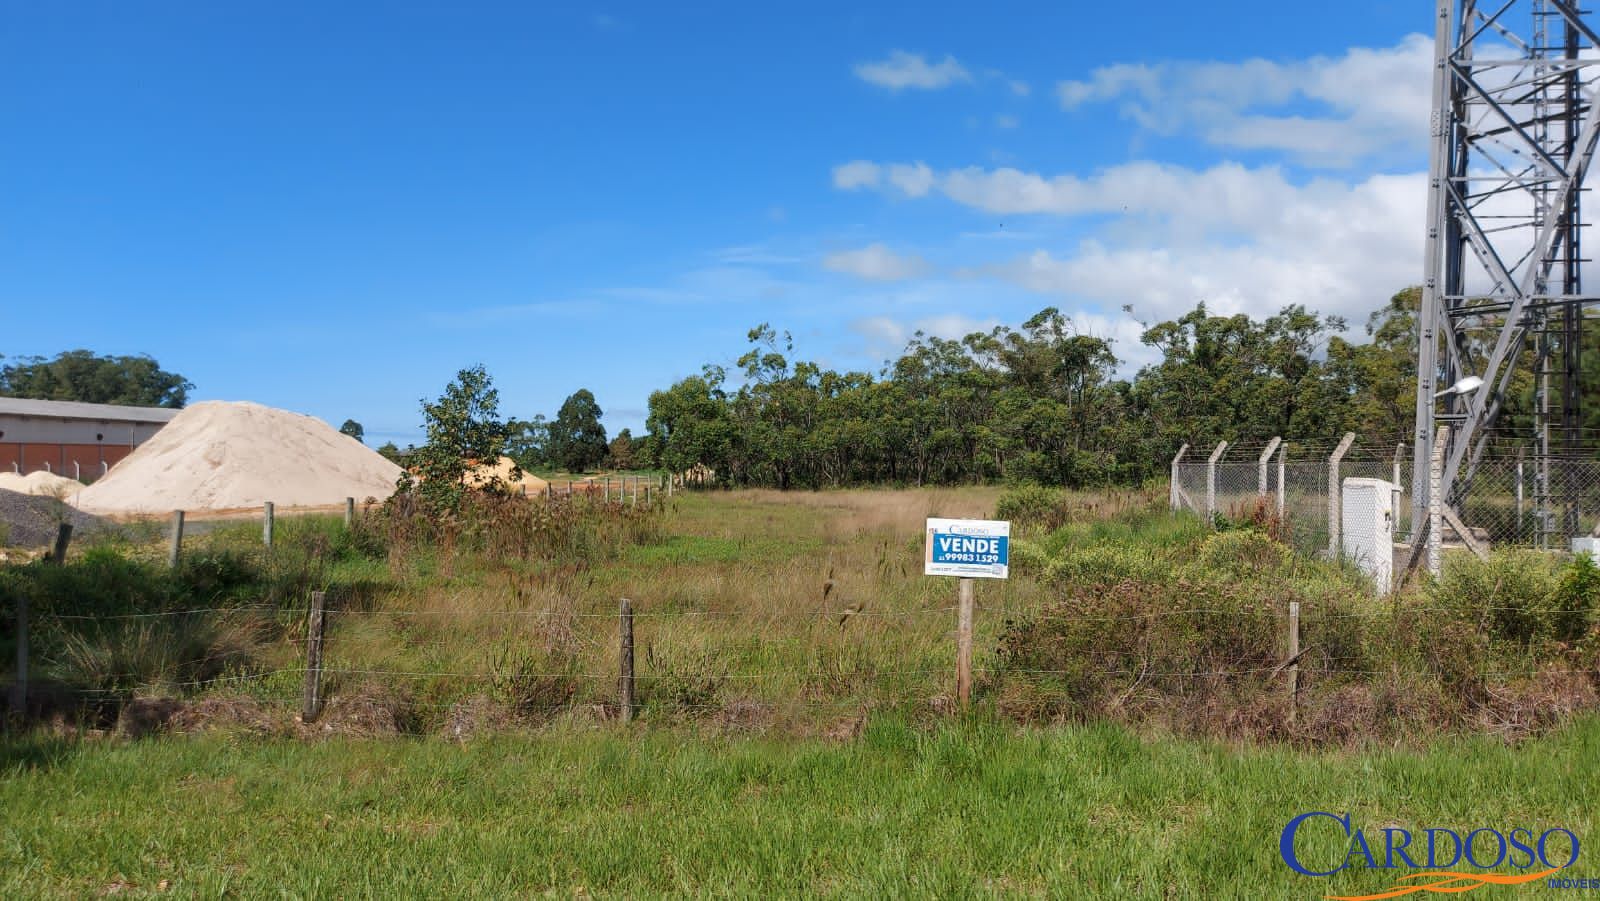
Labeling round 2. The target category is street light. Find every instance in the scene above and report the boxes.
[1434,375,1484,399]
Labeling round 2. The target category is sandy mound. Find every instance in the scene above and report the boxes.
[462,456,548,494]
[75,401,404,513]
[0,470,84,499]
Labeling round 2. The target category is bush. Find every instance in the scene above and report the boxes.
[1554,552,1600,643]
[994,571,1283,726]
[1189,529,1290,580]
[1427,550,1564,647]
[1042,543,1166,589]
[374,488,663,569]
[995,485,1066,531]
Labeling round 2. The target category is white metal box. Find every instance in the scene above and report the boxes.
[1572,537,1600,557]
[1342,477,1399,594]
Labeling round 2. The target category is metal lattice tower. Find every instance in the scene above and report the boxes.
[1412,0,1600,558]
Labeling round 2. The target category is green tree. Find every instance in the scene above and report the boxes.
[1130,303,1347,454]
[0,350,192,408]
[505,416,551,470]
[646,370,733,481]
[407,365,516,511]
[549,389,608,472]
[340,419,365,443]
[606,428,637,470]
[376,441,406,464]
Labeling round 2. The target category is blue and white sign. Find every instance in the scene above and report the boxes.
[924,518,1010,579]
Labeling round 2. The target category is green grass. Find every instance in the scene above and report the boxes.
[2,717,1597,897]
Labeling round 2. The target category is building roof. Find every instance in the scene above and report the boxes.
[0,397,181,424]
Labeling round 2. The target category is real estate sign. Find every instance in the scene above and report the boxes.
[924,518,1010,579]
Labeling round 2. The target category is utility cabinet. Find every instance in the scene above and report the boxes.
[1342,477,1399,594]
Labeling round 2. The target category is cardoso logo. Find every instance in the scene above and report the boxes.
[1281,812,1580,899]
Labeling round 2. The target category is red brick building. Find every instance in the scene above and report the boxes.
[0,398,178,481]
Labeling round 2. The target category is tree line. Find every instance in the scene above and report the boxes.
[637,288,1598,488]
[17,287,1596,489]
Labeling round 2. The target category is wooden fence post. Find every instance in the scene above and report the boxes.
[168,511,185,568]
[263,501,275,550]
[618,598,635,722]
[302,590,327,723]
[344,497,355,529]
[956,577,975,707]
[1287,601,1300,726]
[9,594,26,714]
[50,523,73,565]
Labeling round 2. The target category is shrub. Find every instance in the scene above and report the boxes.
[1042,543,1167,589]
[1007,539,1049,576]
[374,489,663,569]
[1553,552,1600,643]
[1427,550,1562,646]
[994,573,1283,725]
[995,485,1066,531]
[1189,529,1290,580]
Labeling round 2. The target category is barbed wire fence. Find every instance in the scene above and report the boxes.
[13,590,1598,735]
[9,483,1600,737]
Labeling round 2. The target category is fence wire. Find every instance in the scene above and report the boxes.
[1174,436,1600,557]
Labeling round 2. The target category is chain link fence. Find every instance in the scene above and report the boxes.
[1172,438,1411,561]
[1173,435,1600,566]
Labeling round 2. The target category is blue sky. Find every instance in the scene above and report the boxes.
[2,1,1433,445]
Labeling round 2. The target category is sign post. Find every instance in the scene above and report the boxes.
[924,518,1010,708]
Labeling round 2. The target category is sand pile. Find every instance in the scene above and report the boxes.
[0,470,84,499]
[75,401,404,513]
[462,456,548,494]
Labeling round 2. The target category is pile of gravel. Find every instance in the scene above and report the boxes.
[0,487,108,548]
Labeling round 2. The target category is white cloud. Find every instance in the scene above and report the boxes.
[886,162,935,197]
[851,313,998,354]
[994,114,1020,129]
[842,157,1425,326]
[1055,35,1433,166]
[1008,79,1031,96]
[855,51,972,91]
[832,160,881,190]
[833,160,936,197]
[823,244,932,282]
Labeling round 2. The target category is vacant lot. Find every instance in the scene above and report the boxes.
[4,486,1598,896]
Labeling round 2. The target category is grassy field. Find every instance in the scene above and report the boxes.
[2,717,1596,897]
[4,486,1600,896]
[156,486,1032,734]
